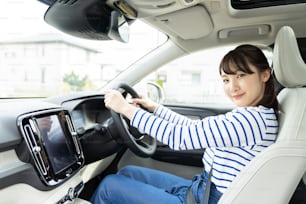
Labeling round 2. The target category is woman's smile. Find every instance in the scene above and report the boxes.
[232,93,245,100]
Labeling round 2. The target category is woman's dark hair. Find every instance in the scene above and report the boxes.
[219,44,279,117]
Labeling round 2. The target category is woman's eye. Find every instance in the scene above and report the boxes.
[237,73,246,78]
[223,79,229,83]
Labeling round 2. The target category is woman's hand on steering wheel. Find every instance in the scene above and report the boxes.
[105,83,157,158]
[104,89,137,120]
[131,95,158,113]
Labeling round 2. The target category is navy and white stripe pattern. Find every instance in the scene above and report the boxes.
[130,105,278,193]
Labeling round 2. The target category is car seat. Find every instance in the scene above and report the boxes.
[218,26,306,204]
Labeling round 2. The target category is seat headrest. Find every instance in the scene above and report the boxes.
[273,26,306,88]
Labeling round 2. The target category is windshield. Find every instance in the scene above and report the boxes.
[0,0,166,98]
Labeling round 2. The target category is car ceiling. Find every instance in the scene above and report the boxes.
[38,0,306,53]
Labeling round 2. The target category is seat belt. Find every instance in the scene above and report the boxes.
[185,166,213,204]
[185,186,196,204]
[201,167,212,204]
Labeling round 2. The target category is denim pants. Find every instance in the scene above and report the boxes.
[90,165,222,204]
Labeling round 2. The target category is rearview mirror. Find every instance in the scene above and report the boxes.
[44,0,130,43]
[108,10,130,43]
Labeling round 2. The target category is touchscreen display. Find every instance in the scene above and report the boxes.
[36,115,76,174]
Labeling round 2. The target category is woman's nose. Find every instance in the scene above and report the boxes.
[229,80,239,92]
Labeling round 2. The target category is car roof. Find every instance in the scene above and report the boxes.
[38,0,306,54]
[138,0,306,52]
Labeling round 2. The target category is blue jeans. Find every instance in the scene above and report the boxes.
[90,165,222,204]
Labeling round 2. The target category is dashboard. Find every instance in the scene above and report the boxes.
[65,96,122,164]
[0,94,122,203]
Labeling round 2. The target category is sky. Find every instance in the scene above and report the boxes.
[0,0,166,52]
[0,0,55,40]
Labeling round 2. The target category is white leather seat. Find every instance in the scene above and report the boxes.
[218,26,306,204]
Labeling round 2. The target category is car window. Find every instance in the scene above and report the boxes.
[135,46,273,108]
[0,0,166,98]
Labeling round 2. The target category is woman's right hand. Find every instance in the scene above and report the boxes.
[132,96,158,113]
[104,89,137,119]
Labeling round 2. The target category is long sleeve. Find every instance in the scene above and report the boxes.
[130,105,278,193]
[131,105,278,151]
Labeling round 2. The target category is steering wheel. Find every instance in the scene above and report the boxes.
[110,83,157,157]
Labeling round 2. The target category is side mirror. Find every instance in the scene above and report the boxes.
[44,0,130,43]
[146,82,164,104]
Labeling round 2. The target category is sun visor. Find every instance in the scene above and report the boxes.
[156,5,213,40]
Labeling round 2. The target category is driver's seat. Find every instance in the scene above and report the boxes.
[218,26,306,204]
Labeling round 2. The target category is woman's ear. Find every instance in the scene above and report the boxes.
[262,68,271,82]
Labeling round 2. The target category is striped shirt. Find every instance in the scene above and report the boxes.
[130,105,278,193]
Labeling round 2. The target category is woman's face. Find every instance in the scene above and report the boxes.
[221,64,270,107]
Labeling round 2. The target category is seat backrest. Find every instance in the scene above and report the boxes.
[218,26,306,204]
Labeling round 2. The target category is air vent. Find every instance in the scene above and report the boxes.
[66,115,81,155]
[23,121,48,176]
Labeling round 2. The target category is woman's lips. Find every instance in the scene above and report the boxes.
[232,93,244,100]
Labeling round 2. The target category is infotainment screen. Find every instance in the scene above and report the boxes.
[36,115,77,174]
[19,109,84,186]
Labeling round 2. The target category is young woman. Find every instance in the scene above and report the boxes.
[91,44,279,204]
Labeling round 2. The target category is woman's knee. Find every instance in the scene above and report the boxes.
[102,174,121,187]
[98,175,122,193]
[117,165,140,176]
[92,175,122,202]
